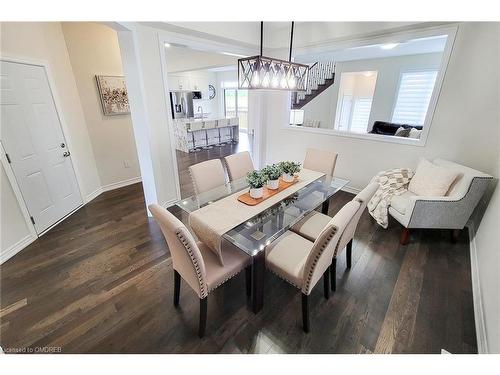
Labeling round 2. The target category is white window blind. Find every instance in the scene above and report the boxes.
[350,98,373,133]
[392,70,438,126]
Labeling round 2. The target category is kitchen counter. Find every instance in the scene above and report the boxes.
[172,117,239,152]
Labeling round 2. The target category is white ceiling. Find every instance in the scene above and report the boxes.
[294,35,448,63]
[159,21,434,50]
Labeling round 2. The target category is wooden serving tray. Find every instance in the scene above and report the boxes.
[237,176,299,206]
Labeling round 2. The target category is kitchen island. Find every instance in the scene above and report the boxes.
[172,117,239,153]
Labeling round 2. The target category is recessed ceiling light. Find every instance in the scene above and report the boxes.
[164,43,171,47]
[221,52,248,58]
[380,43,399,50]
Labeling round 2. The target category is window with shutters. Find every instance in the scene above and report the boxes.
[392,70,438,126]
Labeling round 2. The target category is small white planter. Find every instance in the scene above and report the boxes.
[282,173,294,183]
[249,187,264,199]
[267,179,279,190]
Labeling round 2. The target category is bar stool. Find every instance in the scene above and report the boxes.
[205,120,219,148]
[213,120,224,147]
[217,118,229,146]
[200,121,213,150]
[229,117,239,144]
[189,121,205,152]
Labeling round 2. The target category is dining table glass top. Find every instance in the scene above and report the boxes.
[175,174,349,256]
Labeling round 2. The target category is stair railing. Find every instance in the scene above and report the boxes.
[296,62,335,104]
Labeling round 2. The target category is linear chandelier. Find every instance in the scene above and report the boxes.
[238,22,309,91]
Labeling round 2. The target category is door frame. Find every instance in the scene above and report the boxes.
[0,55,85,236]
[156,30,258,201]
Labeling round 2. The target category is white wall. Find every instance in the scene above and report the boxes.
[264,23,499,189]
[117,23,180,208]
[474,154,500,353]
[1,165,31,258]
[62,22,141,187]
[302,53,443,129]
[0,22,102,261]
[165,45,236,73]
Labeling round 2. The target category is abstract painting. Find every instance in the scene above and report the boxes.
[95,75,130,115]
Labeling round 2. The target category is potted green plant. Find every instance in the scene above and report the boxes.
[246,170,268,199]
[262,164,282,190]
[279,161,301,182]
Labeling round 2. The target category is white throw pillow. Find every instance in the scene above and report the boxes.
[408,158,459,196]
[409,128,422,139]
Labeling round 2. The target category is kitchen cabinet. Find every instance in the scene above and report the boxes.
[167,72,216,99]
[168,74,191,91]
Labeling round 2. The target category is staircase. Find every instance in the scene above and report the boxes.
[292,62,336,109]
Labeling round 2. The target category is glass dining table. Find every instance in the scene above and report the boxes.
[174,173,349,313]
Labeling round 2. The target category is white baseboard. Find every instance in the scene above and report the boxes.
[468,221,488,354]
[0,234,36,265]
[342,184,361,195]
[101,176,142,192]
[84,187,103,204]
[84,177,142,204]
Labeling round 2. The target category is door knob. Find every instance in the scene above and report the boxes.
[63,151,71,157]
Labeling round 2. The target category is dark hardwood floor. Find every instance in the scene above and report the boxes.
[0,142,477,353]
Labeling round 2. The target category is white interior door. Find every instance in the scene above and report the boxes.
[1,60,83,234]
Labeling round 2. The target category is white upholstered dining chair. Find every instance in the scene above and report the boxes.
[303,148,338,176]
[224,151,255,182]
[149,204,251,337]
[265,200,360,332]
[291,183,378,291]
[188,159,226,195]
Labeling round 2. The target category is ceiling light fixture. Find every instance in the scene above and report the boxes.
[238,22,309,91]
[380,43,399,50]
[222,52,248,58]
[164,42,171,48]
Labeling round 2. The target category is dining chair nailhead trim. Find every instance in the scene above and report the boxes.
[208,269,246,293]
[303,226,337,294]
[267,267,301,290]
[175,229,208,298]
[188,168,200,196]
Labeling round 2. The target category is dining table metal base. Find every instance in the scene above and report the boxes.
[321,199,330,215]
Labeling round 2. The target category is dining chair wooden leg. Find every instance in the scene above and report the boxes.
[199,297,208,338]
[301,293,310,333]
[174,270,181,307]
[245,265,252,297]
[323,268,330,300]
[330,258,337,292]
[346,239,353,269]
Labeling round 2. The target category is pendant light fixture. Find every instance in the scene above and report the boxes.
[238,22,309,91]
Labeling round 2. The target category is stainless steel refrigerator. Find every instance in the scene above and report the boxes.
[169,91,195,119]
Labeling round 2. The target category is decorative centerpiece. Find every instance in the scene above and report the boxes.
[246,170,268,199]
[262,164,282,190]
[279,161,301,183]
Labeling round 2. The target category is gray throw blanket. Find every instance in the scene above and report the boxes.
[368,168,414,228]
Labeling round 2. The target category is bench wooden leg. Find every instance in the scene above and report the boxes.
[400,228,410,245]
